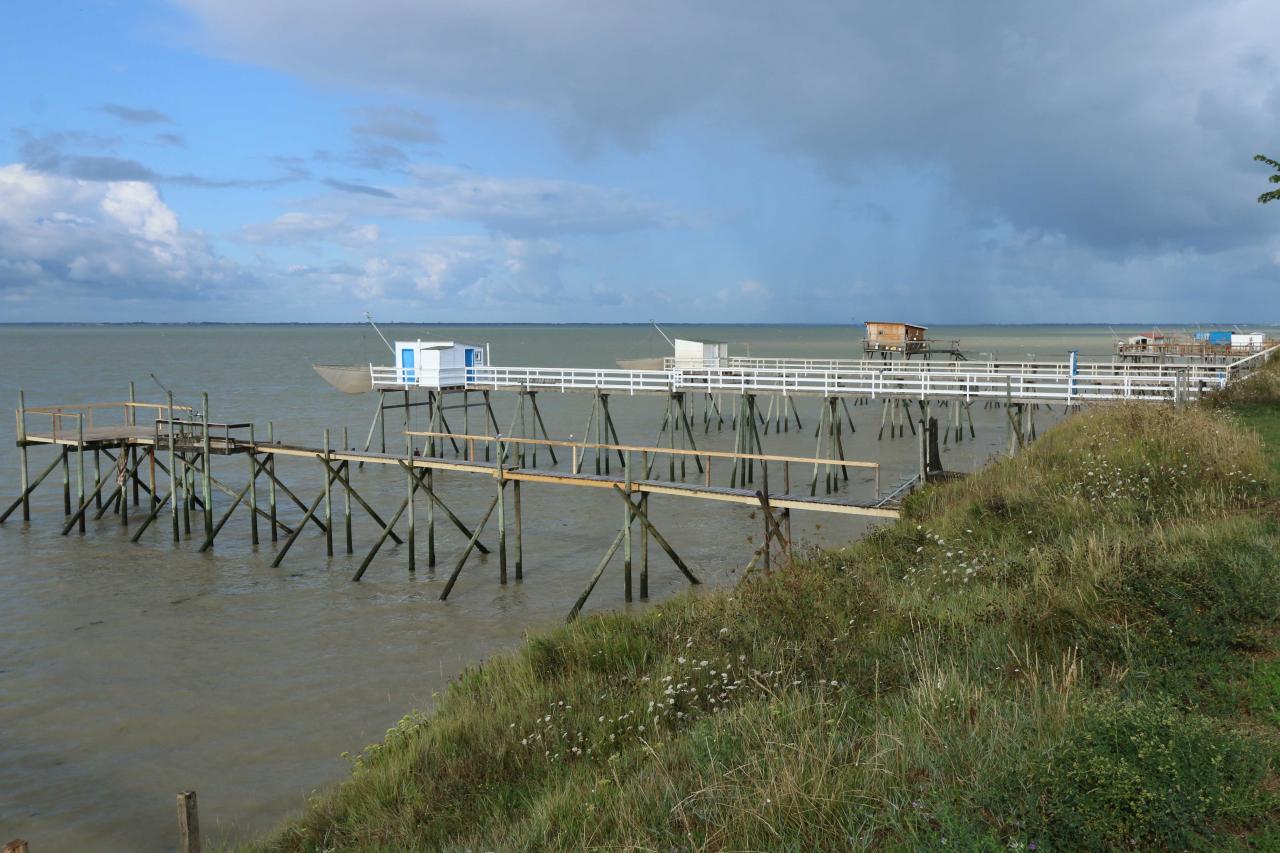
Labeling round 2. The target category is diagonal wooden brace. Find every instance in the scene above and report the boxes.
[609,485,699,585]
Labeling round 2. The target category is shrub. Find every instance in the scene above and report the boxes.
[1027,699,1271,850]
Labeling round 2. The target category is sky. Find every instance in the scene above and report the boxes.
[0,0,1278,324]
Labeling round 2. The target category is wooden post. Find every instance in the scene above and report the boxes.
[201,393,212,542]
[496,437,507,584]
[267,422,278,542]
[17,390,28,522]
[761,460,770,571]
[248,424,259,546]
[129,380,139,506]
[76,416,85,533]
[342,426,352,555]
[62,439,71,516]
[177,790,200,853]
[513,479,523,581]
[93,447,102,510]
[623,450,632,602]
[168,392,179,542]
[323,429,333,557]
[406,433,415,573]
[640,452,650,600]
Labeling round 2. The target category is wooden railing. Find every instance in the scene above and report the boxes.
[406,429,881,495]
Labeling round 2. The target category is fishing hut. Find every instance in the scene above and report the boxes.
[1116,330,1272,363]
[862,322,965,360]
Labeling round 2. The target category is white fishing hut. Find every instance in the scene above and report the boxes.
[382,340,488,389]
[671,338,729,368]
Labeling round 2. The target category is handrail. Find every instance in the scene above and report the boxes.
[404,429,880,469]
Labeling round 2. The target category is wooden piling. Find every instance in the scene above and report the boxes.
[168,392,179,541]
[406,434,415,573]
[267,422,278,541]
[342,426,352,555]
[201,393,212,542]
[623,451,633,602]
[17,390,29,522]
[496,437,507,584]
[513,479,523,581]
[177,790,200,853]
[323,429,334,557]
[640,451,650,599]
[248,424,259,546]
[76,416,85,533]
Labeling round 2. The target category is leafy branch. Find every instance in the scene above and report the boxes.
[1257,154,1280,204]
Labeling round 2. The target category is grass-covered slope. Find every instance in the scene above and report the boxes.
[251,383,1280,851]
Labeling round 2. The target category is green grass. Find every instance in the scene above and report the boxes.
[245,370,1280,852]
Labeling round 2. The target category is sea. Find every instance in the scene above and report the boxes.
[0,323,1267,850]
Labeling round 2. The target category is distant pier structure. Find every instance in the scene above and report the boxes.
[862,321,966,360]
[1117,329,1272,363]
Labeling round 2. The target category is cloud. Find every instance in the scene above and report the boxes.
[16,130,304,189]
[311,165,680,237]
[155,132,186,147]
[0,164,236,300]
[351,106,440,146]
[175,0,1280,257]
[101,104,175,125]
[241,211,379,246]
[321,177,397,198]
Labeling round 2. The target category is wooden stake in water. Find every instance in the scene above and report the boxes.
[267,421,278,542]
[16,390,28,522]
[168,392,179,542]
[248,423,259,546]
[342,425,352,555]
[323,428,333,557]
[176,790,200,853]
[513,479,523,581]
[623,450,632,602]
[496,437,507,584]
[406,432,415,573]
[201,392,212,542]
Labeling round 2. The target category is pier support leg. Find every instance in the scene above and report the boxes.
[0,448,63,524]
[623,451,632,602]
[513,479,522,581]
[341,426,351,555]
[640,452,650,599]
[168,393,179,542]
[201,393,212,543]
[323,430,334,557]
[17,391,29,522]
[267,422,278,542]
[497,441,507,584]
[248,426,259,546]
[438,487,501,599]
[406,436,415,573]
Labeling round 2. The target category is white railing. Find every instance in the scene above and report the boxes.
[371,345,1280,402]
[709,356,1231,382]
[461,364,1222,402]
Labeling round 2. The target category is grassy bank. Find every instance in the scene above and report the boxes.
[249,377,1280,851]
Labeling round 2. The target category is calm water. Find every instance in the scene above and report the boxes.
[0,323,1259,850]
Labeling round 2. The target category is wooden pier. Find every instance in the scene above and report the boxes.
[5,386,899,620]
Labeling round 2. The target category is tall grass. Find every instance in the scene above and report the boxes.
[247,393,1280,851]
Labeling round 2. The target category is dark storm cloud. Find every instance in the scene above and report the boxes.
[176,0,1280,256]
[101,103,175,125]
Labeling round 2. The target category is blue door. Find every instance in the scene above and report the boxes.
[401,348,416,384]
[464,347,474,383]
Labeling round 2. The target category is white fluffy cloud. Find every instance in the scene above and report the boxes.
[0,164,233,301]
